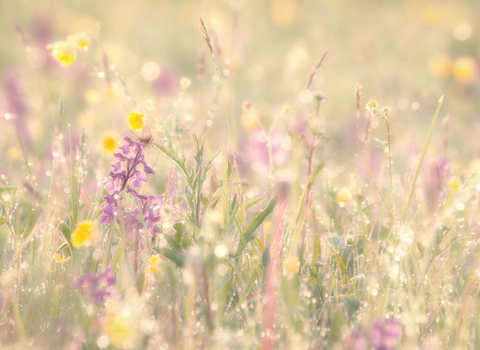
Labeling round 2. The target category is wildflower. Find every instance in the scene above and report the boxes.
[452,56,477,83]
[67,33,90,48]
[369,318,402,350]
[283,256,300,278]
[70,220,98,248]
[74,269,117,303]
[146,255,161,273]
[127,112,144,130]
[102,312,138,349]
[103,136,116,152]
[7,147,20,161]
[242,100,252,111]
[447,177,459,190]
[99,137,162,247]
[344,330,368,350]
[366,99,378,110]
[180,77,191,88]
[131,123,154,149]
[427,55,451,77]
[46,41,77,66]
[336,187,352,204]
[53,253,70,264]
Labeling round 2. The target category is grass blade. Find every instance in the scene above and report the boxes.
[400,95,444,221]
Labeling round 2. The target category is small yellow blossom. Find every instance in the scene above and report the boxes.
[366,99,378,110]
[452,56,477,83]
[427,55,451,77]
[147,255,161,273]
[336,187,352,204]
[70,220,98,248]
[128,112,144,131]
[46,41,77,67]
[53,253,71,263]
[7,147,20,161]
[103,136,116,152]
[102,313,138,349]
[447,177,459,190]
[283,256,300,278]
[67,33,90,48]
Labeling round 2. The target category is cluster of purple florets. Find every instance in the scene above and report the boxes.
[99,137,162,239]
[344,317,402,350]
[74,269,117,303]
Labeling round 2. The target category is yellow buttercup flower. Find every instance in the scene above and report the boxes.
[336,187,352,204]
[147,255,161,273]
[102,313,138,349]
[103,135,116,152]
[128,112,144,131]
[70,220,98,248]
[447,177,459,190]
[452,56,477,83]
[283,256,300,278]
[53,253,71,264]
[46,41,77,67]
[67,33,90,48]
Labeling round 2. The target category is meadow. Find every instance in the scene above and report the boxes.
[1,0,480,349]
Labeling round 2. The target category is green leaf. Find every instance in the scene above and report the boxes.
[153,247,185,267]
[327,307,345,347]
[0,202,7,227]
[232,196,278,259]
[165,234,181,251]
[154,143,190,182]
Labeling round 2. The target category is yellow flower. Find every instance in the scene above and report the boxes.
[70,220,98,248]
[103,136,116,152]
[53,253,71,264]
[7,147,20,161]
[147,255,161,273]
[336,187,352,204]
[447,177,459,190]
[46,41,77,67]
[67,33,90,48]
[452,56,477,83]
[128,112,144,130]
[427,55,451,77]
[283,256,300,278]
[102,313,138,349]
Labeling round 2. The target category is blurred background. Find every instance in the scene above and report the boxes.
[0,0,479,185]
